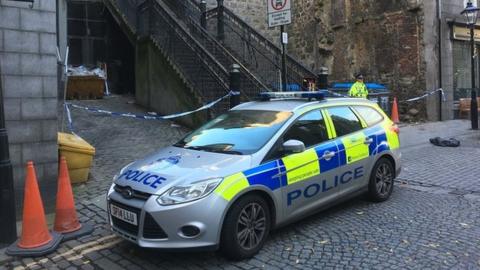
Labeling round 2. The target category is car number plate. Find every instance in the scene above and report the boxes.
[110,204,138,226]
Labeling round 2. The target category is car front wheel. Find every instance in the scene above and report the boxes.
[220,194,271,260]
[368,158,395,202]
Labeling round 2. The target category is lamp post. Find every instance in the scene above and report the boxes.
[462,1,480,130]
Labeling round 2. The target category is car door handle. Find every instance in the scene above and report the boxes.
[321,151,335,161]
[364,138,374,145]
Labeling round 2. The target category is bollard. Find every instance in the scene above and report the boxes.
[217,0,225,41]
[471,89,479,130]
[317,67,329,89]
[230,64,241,108]
[200,0,207,28]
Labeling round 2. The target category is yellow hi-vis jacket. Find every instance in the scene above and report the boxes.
[348,82,368,98]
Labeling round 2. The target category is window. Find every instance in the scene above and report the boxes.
[354,106,384,126]
[175,110,292,155]
[327,107,363,137]
[283,110,329,148]
[264,110,328,161]
[67,1,106,66]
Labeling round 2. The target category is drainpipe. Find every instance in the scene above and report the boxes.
[437,0,443,121]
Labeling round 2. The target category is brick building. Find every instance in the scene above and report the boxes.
[0,0,58,215]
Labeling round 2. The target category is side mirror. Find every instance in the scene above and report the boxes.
[283,139,305,154]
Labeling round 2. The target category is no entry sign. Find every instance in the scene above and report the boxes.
[267,0,292,27]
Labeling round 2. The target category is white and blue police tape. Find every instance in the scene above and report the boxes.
[402,88,445,103]
[64,91,237,132]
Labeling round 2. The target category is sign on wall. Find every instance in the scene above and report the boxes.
[453,25,480,42]
[267,0,292,28]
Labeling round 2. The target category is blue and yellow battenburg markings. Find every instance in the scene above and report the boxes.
[214,120,399,202]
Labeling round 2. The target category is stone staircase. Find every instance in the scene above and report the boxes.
[104,0,316,114]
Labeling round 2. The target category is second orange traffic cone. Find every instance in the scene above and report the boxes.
[6,162,63,257]
[391,97,400,123]
[54,157,93,241]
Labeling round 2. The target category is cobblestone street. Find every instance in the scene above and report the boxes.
[1,95,480,269]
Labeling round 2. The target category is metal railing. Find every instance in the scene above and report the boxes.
[206,6,318,91]
[162,0,202,22]
[163,0,317,91]
[150,1,230,98]
[162,0,269,99]
[106,0,231,112]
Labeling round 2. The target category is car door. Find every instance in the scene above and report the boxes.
[324,106,372,196]
[352,105,389,157]
[265,109,340,221]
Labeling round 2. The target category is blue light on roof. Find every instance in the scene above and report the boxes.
[331,83,387,90]
[258,91,325,101]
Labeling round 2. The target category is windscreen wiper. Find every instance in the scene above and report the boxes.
[184,145,242,155]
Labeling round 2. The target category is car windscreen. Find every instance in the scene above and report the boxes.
[175,110,292,155]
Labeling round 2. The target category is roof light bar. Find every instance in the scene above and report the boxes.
[258,91,325,101]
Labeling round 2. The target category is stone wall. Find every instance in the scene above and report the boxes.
[135,39,205,128]
[0,0,58,215]
[293,0,427,120]
[218,0,430,120]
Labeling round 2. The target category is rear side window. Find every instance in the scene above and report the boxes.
[354,106,384,126]
[327,107,363,137]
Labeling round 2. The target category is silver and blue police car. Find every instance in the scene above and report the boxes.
[107,92,401,260]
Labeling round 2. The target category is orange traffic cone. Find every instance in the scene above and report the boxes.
[6,162,63,257]
[391,97,400,123]
[53,157,93,241]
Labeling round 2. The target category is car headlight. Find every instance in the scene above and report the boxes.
[156,178,223,206]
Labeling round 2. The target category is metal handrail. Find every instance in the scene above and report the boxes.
[187,19,271,92]
[162,0,271,96]
[106,0,231,112]
[223,8,316,78]
[150,1,230,91]
[205,6,317,90]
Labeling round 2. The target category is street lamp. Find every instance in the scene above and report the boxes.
[461,1,480,130]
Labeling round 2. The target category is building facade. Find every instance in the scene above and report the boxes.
[0,0,58,215]
[207,0,478,121]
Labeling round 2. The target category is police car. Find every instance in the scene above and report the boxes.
[107,92,401,260]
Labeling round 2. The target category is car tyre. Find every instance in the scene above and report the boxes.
[368,158,395,202]
[220,194,271,260]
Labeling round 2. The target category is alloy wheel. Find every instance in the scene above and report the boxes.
[236,202,266,250]
[375,163,393,196]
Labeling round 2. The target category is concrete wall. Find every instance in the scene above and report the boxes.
[135,39,205,128]
[0,0,58,215]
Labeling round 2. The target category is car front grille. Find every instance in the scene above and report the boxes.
[114,184,151,200]
[143,212,168,239]
[110,200,141,236]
